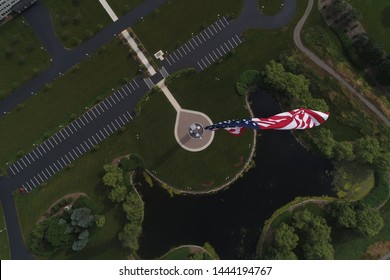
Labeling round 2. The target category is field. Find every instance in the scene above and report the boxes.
[42,0,111,48]
[349,0,390,52]
[107,0,143,16]
[0,17,50,100]
[258,0,284,16]
[0,38,138,169]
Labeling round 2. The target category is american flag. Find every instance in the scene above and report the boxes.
[205,108,330,136]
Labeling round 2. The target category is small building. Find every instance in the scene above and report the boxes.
[0,0,36,22]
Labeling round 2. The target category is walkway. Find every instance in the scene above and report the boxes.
[293,0,390,127]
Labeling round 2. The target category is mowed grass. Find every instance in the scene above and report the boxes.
[333,198,390,259]
[258,0,284,16]
[349,0,390,52]
[42,0,111,48]
[0,202,10,259]
[0,17,50,100]
[0,38,138,168]
[107,0,143,16]
[132,0,243,54]
[159,246,214,260]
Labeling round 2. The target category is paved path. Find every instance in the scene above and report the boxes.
[293,0,390,127]
[0,0,298,259]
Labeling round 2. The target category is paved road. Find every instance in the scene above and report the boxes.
[0,0,298,259]
[293,0,390,127]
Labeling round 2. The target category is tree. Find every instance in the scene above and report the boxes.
[311,128,335,158]
[274,223,299,251]
[108,184,127,202]
[71,208,94,229]
[356,136,380,164]
[95,215,106,228]
[122,192,144,222]
[329,201,357,228]
[302,241,334,260]
[45,218,73,250]
[271,249,298,260]
[353,34,369,50]
[102,164,123,187]
[356,203,384,237]
[119,222,142,251]
[333,141,355,161]
[373,152,390,173]
[72,238,88,251]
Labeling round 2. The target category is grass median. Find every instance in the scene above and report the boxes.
[0,17,50,100]
[0,202,10,259]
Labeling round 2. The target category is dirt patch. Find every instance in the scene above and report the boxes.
[365,241,390,259]
[37,192,87,224]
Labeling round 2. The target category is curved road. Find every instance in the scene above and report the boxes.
[0,0,298,259]
[293,0,390,127]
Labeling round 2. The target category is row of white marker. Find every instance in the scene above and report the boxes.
[8,79,141,176]
[196,34,242,71]
[20,110,134,192]
[164,16,231,66]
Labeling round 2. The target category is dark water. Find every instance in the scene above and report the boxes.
[137,91,334,259]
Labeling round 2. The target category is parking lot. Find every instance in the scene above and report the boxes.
[8,77,145,192]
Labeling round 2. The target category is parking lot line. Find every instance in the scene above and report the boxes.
[87,138,94,146]
[208,53,215,61]
[197,61,204,70]
[97,104,105,113]
[44,167,51,176]
[25,156,31,165]
[63,129,70,138]
[118,91,125,99]
[17,161,24,170]
[72,149,79,158]
[95,133,103,142]
[215,21,222,30]
[235,34,242,43]
[119,116,127,125]
[196,36,203,44]
[106,98,113,107]
[52,163,60,171]
[176,49,184,58]
[31,150,39,159]
[20,158,28,167]
[109,95,117,105]
[220,45,227,54]
[104,127,110,135]
[86,111,94,121]
[9,166,16,175]
[37,173,44,182]
[180,46,187,55]
[35,147,43,156]
[200,59,207,68]
[64,154,71,163]
[219,18,226,28]
[107,125,114,133]
[133,80,139,88]
[114,119,121,128]
[212,51,219,59]
[126,111,133,119]
[91,135,98,144]
[49,165,56,173]
[29,179,35,187]
[231,36,239,46]
[33,176,40,185]
[165,57,172,66]
[212,24,218,33]
[228,40,234,48]
[173,52,180,60]
[111,121,119,129]
[122,113,130,122]
[200,33,207,41]
[79,144,87,153]
[28,154,36,162]
[205,56,211,65]
[223,17,229,25]
[102,102,109,110]
[191,38,198,47]
[61,158,67,166]
[224,42,230,51]
[68,152,75,161]
[207,27,214,36]
[91,109,98,118]
[43,142,50,151]
[76,146,83,155]
[82,115,90,124]
[47,140,55,148]
[99,130,106,139]
[114,94,121,102]
[38,145,47,154]
[57,159,64,168]
[25,182,32,190]
[41,171,48,180]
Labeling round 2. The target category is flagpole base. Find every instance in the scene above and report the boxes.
[188,123,204,139]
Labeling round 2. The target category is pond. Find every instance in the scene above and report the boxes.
[137,91,334,259]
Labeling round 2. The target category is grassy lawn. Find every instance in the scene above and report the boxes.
[332,161,375,200]
[0,17,50,100]
[159,246,214,260]
[42,0,111,49]
[349,0,390,52]
[0,38,138,168]
[107,0,143,16]
[258,0,284,16]
[333,199,390,259]
[0,202,10,259]
[132,0,243,55]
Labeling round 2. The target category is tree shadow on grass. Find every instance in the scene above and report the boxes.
[148,135,190,172]
[381,6,390,28]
